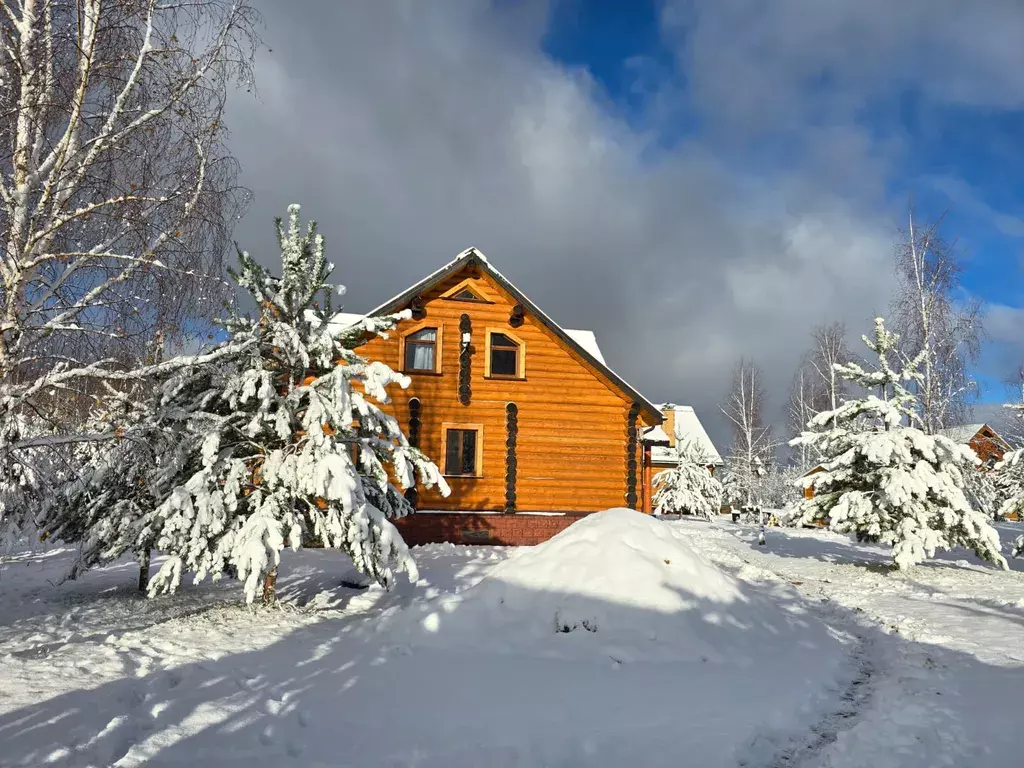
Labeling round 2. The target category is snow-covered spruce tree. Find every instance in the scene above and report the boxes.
[787,318,1006,570]
[41,392,166,589]
[993,387,1024,557]
[652,439,723,519]
[759,462,802,511]
[61,206,448,602]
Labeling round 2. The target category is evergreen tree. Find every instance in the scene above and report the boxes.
[993,450,1024,557]
[0,412,49,551]
[45,395,164,588]
[758,462,802,511]
[652,439,723,519]
[787,318,1006,570]
[995,397,1024,557]
[47,205,449,602]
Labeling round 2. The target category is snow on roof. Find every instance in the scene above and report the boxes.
[938,423,987,444]
[650,404,722,465]
[938,423,1009,448]
[367,247,483,318]
[563,329,605,364]
[333,312,366,327]
[304,310,376,338]
[642,425,671,445]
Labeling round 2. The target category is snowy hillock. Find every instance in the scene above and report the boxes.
[377,509,843,665]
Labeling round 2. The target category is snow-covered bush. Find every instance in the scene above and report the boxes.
[46,206,449,602]
[652,439,723,519]
[786,318,1007,571]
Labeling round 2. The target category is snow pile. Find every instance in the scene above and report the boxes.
[379,508,836,664]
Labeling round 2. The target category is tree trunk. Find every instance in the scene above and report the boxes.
[138,549,151,594]
[262,567,278,605]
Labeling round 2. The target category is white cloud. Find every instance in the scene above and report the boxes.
[224,1,1023,447]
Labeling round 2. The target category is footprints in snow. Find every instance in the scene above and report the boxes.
[256,686,309,758]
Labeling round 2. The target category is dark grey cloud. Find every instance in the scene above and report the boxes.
[224,1,1022,450]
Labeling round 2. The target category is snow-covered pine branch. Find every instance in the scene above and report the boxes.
[786,317,1006,571]
[45,205,450,603]
[652,439,723,519]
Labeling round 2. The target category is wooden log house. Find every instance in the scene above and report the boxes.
[343,248,664,546]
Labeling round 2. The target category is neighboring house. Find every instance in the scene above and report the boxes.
[937,423,1010,468]
[801,465,825,500]
[641,404,723,513]
[342,247,664,546]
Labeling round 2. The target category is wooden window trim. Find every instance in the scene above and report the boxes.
[399,322,443,375]
[441,422,484,478]
[440,277,493,303]
[484,327,526,379]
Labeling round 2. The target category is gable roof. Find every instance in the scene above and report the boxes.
[366,247,662,424]
[644,404,722,465]
[938,423,1010,449]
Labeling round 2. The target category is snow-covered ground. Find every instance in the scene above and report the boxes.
[1,510,1021,767]
[687,518,1024,768]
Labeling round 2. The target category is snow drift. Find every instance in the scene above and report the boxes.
[378,508,839,664]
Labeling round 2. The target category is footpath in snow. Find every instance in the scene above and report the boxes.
[1,509,858,768]
[678,518,1024,768]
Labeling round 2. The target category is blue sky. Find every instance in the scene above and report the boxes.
[541,0,1024,407]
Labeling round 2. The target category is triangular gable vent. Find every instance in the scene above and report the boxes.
[441,278,490,303]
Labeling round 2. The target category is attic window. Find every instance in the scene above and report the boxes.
[486,331,525,379]
[452,288,485,302]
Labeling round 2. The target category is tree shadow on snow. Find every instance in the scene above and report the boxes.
[0,549,1022,768]
[724,523,1024,575]
[899,592,1024,632]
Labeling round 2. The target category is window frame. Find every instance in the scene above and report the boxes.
[484,328,526,380]
[400,322,443,375]
[441,422,484,478]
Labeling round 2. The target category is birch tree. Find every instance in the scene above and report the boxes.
[788,355,817,473]
[891,208,983,435]
[808,322,850,425]
[0,0,259,537]
[721,358,778,509]
[0,0,258,426]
